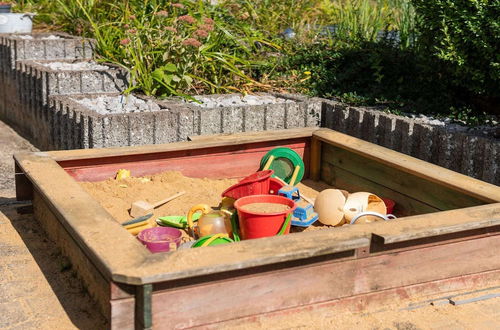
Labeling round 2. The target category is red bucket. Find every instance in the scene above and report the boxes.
[222,170,273,200]
[268,177,285,194]
[382,198,396,214]
[234,194,296,240]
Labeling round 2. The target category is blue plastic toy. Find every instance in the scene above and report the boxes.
[278,185,319,227]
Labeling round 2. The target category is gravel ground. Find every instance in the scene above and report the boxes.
[188,94,296,108]
[73,95,163,115]
[36,61,109,71]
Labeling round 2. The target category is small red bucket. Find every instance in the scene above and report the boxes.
[268,177,285,194]
[234,194,296,240]
[222,170,273,200]
[382,198,396,214]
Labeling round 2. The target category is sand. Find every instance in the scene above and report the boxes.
[80,171,238,223]
[79,171,337,238]
[241,202,290,213]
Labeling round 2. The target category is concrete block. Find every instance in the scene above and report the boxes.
[410,123,432,162]
[221,106,244,133]
[360,110,377,143]
[304,98,322,127]
[321,101,335,128]
[1,33,94,72]
[482,140,499,185]
[392,117,412,154]
[244,105,266,132]
[197,108,222,135]
[377,113,395,148]
[176,108,196,141]
[57,71,82,94]
[330,103,349,134]
[129,113,155,146]
[154,111,179,144]
[264,103,286,130]
[24,40,46,60]
[446,131,466,173]
[159,93,316,136]
[88,116,104,149]
[460,136,487,180]
[284,102,303,129]
[102,115,130,147]
[345,107,363,139]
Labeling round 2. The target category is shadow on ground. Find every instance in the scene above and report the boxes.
[1,204,107,329]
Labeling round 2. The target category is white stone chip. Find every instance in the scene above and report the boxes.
[188,94,295,108]
[73,95,162,115]
[36,61,109,71]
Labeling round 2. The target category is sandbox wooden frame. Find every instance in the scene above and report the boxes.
[14,128,500,329]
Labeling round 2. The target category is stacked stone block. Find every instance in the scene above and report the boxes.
[14,60,127,148]
[47,93,322,149]
[321,100,500,185]
[0,33,94,138]
[156,93,322,137]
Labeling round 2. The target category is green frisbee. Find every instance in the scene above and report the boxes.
[259,147,305,185]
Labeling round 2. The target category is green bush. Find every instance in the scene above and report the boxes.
[276,42,456,113]
[412,0,500,114]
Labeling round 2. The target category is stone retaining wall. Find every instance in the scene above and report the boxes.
[156,93,322,136]
[321,100,499,185]
[47,93,322,149]
[15,60,127,147]
[0,33,94,137]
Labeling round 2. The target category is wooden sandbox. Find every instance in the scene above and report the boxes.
[14,128,500,329]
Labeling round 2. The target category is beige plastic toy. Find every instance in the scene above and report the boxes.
[315,190,387,226]
[343,192,386,224]
[314,189,349,226]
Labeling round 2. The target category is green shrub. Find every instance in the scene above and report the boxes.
[412,0,500,114]
[277,42,456,113]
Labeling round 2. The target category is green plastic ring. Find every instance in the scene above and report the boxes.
[259,147,305,185]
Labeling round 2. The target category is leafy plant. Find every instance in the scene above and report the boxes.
[412,0,500,114]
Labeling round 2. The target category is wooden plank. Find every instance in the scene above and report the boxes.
[313,128,500,203]
[371,203,500,244]
[62,141,308,182]
[48,128,318,162]
[15,153,150,283]
[149,235,500,328]
[32,191,115,318]
[15,160,33,201]
[321,162,440,216]
[212,269,500,328]
[322,143,486,210]
[128,236,370,284]
[310,137,322,181]
[110,297,135,330]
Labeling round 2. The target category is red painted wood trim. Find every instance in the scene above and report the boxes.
[61,140,310,182]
